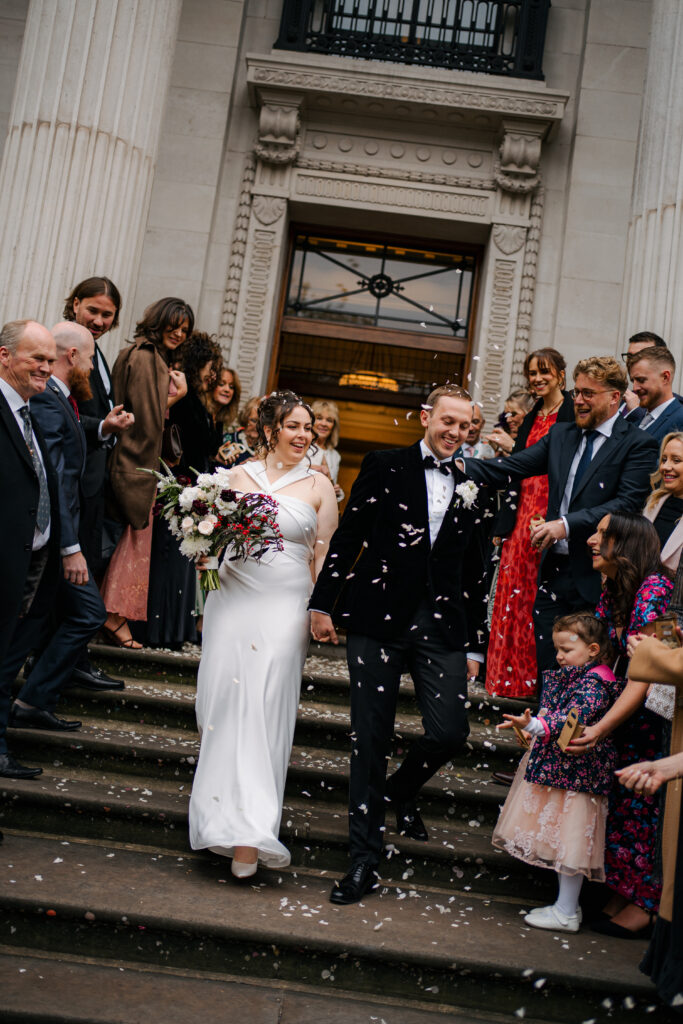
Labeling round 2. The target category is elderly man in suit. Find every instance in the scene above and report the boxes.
[2,322,126,733]
[0,320,61,790]
[459,356,659,674]
[627,346,683,442]
[62,276,133,690]
[311,384,491,904]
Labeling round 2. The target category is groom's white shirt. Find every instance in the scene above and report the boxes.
[420,439,455,546]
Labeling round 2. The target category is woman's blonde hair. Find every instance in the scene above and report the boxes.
[646,431,683,510]
[310,399,340,449]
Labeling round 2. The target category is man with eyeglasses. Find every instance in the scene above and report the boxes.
[458,356,658,675]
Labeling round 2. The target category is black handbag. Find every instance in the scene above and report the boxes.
[161,422,183,464]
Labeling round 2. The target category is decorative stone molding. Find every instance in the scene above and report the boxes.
[220,153,256,346]
[297,156,496,192]
[247,54,568,128]
[492,224,527,255]
[254,96,302,165]
[294,172,490,219]
[511,185,545,387]
[479,259,517,417]
[232,227,282,394]
[252,195,287,225]
[495,121,543,194]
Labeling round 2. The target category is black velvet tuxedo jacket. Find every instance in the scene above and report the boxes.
[78,343,114,499]
[30,379,87,550]
[0,389,60,662]
[309,442,492,651]
[463,415,659,605]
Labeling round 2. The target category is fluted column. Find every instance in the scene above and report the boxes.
[619,0,683,347]
[0,0,182,358]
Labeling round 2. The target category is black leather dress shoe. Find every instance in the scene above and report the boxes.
[393,798,428,842]
[67,665,125,691]
[329,862,379,905]
[0,753,42,779]
[9,706,81,732]
[491,771,515,787]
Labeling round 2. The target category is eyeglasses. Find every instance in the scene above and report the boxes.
[570,388,612,401]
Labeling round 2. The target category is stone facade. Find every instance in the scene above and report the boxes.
[0,0,675,407]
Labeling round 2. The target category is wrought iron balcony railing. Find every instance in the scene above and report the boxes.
[274,1,551,80]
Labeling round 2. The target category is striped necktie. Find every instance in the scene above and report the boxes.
[20,406,50,533]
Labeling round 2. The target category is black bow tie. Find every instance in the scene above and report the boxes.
[423,454,452,476]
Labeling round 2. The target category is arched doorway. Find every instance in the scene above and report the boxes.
[270,229,481,501]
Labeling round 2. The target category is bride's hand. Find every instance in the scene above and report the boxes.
[311,611,338,644]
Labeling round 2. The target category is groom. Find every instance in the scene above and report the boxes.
[310,385,489,904]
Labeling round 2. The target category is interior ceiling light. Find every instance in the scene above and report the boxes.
[338,371,399,392]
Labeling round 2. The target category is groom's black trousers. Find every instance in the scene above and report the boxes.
[346,601,469,867]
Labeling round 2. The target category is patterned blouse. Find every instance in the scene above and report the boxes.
[595,572,673,655]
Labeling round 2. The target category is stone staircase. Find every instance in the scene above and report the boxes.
[0,644,672,1024]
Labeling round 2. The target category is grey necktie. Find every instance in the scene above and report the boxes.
[639,412,655,430]
[19,406,50,533]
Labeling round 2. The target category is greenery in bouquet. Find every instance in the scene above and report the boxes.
[142,462,283,591]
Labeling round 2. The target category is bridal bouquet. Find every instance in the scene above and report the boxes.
[144,462,283,591]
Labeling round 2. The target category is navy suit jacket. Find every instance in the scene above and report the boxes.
[79,342,115,498]
[463,415,659,605]
[30,379,87,550]
[638,399,683,443]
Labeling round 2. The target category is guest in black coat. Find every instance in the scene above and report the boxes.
[1,323,124,739]
[460,356,659,675]
[0,320,61,783]
[62,276,134,689]
[310,384,492,905]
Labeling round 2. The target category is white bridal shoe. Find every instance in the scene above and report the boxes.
[524,904,581,933]
[231,858,258,879]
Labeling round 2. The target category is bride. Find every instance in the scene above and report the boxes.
[189,391,338,877]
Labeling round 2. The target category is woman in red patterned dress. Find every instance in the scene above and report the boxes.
[486,349,573,698]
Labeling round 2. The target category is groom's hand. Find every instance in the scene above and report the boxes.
[311,611,338,645]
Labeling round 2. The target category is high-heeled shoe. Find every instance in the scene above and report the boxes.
[231,858,258,879]
[101,621,143,650]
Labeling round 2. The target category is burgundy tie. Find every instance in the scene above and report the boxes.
[68,395,80,420]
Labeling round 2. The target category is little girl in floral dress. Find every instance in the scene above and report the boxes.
[492,612,620,932]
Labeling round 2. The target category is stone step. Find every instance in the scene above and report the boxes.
[0,947,526,1024]
[0,766,548,897]
[4,717,512,826]
[53,679,521,767]
[0,833,665,1024]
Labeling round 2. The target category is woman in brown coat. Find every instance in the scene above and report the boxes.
[100,297,193,647]
[622,637,683,1011]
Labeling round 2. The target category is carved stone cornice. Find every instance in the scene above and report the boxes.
[495,120,544,194]
[253,88,302,166]
[247,53,568,131]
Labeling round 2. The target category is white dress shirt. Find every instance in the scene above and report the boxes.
[0,376,51,550]
[420,439,455,546]
[639,395,676,428]
[556,410,620,554]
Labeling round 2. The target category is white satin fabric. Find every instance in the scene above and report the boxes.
[189,461,317,867]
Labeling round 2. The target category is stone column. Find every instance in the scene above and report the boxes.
[0,0,182,359]
[619,0,683,348]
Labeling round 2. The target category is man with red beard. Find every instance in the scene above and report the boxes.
[1,323,123,732]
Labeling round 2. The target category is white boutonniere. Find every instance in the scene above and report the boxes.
[455,480,479,509]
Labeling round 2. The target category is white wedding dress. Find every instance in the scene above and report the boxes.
[189,461,317,867]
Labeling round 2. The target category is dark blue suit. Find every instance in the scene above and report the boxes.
[636,399,683,443]
[1,379,106,716]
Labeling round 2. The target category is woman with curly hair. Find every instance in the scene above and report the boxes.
[170,331,224,476]
[570,512,673,938]
[189,391,339,878]
[101,297,192,648]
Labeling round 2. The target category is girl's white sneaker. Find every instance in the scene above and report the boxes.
[524,904,580,932]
